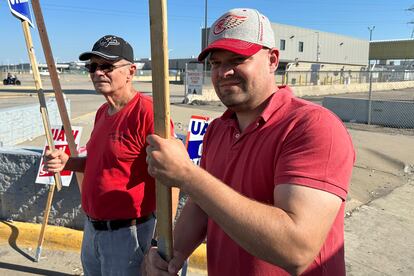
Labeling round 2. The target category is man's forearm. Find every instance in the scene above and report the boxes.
[180,166,321,275]
[64,156,86,172]
[173,199,208,259]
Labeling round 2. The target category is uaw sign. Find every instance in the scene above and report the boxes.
[7,0,34,27]
[36,126,82,187]
[185,115,211,166]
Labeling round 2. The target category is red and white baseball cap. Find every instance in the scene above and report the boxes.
[198,8,275,61]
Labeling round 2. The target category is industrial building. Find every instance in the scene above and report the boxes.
[202,22,369,72]
[369,38,414,65]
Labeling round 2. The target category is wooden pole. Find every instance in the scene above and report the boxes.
[148,0,173,261]
[31,0,83,193]
[34,180,55,262]
[21,21,62,191]
[21,19,62,262]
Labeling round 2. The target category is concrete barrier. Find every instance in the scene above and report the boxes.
[0,97,70,147]
[0,135,187,230]
[0,147,83,229]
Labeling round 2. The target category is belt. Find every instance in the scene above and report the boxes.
[87,213,155,231]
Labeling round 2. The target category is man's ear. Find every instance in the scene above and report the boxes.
[269,48,279,72]
[127,65,137,81]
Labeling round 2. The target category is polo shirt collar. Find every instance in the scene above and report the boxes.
[220,85,294,124]
[261,85,293,122]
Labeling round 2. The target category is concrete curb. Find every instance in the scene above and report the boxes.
[0,220,82,252]
[0,86,36,90]
[0,220,207,274]
[188,243,207,273]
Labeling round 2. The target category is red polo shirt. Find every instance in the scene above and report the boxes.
[201,86,355,276]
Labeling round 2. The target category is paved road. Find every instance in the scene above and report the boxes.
[0,244,83,276]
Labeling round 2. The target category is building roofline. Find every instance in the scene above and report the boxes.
[371,38,414,43]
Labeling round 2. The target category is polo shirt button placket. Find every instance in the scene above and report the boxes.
[234,133,240,139]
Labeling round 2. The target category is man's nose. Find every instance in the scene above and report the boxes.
[218,63,235,78]
[92,69,106,77]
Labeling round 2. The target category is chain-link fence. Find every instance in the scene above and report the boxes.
[322,88,414,129]
[308,70,414,129]
[201,69,414,86]
[279,69,414,86]
[3,66,412,129]
[201,69,414,129]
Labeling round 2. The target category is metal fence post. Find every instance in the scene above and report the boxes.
[367,68,373,125]
[367,26,375,125]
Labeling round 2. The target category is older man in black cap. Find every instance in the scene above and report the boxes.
[44,35,166,275]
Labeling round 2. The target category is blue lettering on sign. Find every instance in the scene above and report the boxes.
[190,121,209,136]
[187,140,203,160]
[7,0,33,27]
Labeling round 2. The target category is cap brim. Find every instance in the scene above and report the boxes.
[198,38,262,61]
[78,51,120,61]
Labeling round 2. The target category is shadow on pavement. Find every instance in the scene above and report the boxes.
[0,88,97,95]
[0,262,73,276]
[0,220,35,262]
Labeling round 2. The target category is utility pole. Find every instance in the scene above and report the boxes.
[367,26,375,125]
[409,20,414,38]
[407,6,414,38]
[203,0,208,84]
[316,31,320,62]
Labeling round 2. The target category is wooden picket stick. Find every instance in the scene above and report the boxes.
[21,21,62,191]
[31,0,83,192]
[31,0,84,261]
[34,177,55,262]
[148,0,173,261]
[21,19,63,262]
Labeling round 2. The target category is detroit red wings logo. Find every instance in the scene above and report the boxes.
[213,14,247,35]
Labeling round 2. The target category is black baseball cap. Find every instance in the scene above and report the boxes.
[79,35,134,62]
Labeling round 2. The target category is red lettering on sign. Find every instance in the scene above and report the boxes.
[52,128,80,142]
[72,130,79,140]
[56,130,65,141]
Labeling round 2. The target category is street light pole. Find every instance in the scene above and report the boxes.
[367,26,375,125]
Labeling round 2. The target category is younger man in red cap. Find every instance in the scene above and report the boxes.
[143,8,354,276]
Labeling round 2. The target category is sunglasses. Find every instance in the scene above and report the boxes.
[85,62,132,73]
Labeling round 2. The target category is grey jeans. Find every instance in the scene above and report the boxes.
[81,216,156,276]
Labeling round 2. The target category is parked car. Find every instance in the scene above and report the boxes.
[3,73,21,85]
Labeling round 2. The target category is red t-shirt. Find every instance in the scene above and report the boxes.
[201,86,355,276]
[82,92,156,220]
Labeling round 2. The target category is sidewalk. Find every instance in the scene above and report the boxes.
[0,220,207,275]
[345,178,414,275]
